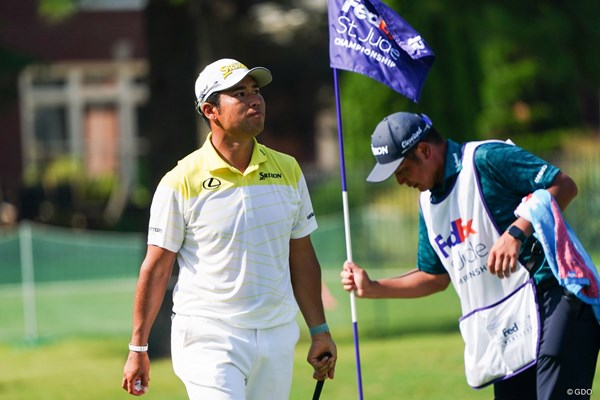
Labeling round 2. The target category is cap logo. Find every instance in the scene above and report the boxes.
[372,145,389,156]
[401,126,424,151]
[198,80,218,102]
[220,62,248,79]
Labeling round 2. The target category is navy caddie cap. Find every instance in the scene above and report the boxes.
[366,112,433,182]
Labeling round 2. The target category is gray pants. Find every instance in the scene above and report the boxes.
[494,283,600,400]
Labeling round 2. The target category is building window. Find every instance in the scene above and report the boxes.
[19,61,148,188]
[34,106,68,163]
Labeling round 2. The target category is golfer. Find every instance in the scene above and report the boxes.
[340,112,599,399]
[122,58,336,399]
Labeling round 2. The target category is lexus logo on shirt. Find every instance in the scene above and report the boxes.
[202,178,221,190]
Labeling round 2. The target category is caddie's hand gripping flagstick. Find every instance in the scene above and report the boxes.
[333,68,364,400]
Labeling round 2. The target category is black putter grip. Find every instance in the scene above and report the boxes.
[312,352,333,400]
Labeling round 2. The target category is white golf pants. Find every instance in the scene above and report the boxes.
[171,314,300,400]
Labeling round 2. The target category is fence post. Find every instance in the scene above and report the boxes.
[19,221,38,343]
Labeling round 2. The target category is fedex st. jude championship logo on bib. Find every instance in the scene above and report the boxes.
[435,217,489,275]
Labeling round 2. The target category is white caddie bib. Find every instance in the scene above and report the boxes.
[419,141,539,388]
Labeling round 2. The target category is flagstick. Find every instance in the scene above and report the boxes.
[333,67,364,400]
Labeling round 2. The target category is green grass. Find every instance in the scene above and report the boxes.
[0,269,463,344]
[2,333,599,399]
[0,279,136,342]
[0,333,493,400]
[293,333,494,400]
[2,273,599,399]
[2,268,600,399]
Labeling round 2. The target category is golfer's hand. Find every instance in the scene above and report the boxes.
[488,233,521,279]
[308,333,337,380]
[341,261,372,297]
[122,351,150,396]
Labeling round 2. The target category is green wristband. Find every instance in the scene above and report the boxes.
[309,323,330,336]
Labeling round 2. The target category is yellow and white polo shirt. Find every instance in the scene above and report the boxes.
[147,134,318,329]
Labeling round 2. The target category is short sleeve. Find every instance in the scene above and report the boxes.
[474,142,560,231]
[147,181,186,253]
[291,170,318,239]
[475,142,560,196]
[416,210,447,274]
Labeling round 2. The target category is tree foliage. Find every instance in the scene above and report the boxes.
[339,0,600,162]
[31,0,600,168]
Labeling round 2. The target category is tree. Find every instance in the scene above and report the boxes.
[340,0,600,161]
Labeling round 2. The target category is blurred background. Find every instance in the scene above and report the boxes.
[0,0,599,398]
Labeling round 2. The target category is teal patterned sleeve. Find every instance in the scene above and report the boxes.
[475,142,560,198]
[416,209,447,274]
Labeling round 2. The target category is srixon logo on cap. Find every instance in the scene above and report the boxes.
[219,62,247,79]
[371,145,389,156]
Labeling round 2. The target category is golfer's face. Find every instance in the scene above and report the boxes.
[216,76,266,137]
[393,146,435,191]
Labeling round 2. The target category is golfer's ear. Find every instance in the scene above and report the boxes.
[416,142,431,159]
[201,102,217,120]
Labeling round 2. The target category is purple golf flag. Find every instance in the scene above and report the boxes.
[328,0,435,102]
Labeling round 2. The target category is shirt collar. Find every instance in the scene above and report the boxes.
[201,132,267,174]
[430,139,463,197]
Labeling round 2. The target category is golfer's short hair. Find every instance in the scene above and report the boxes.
[421,126,443,144]
[404,127,444,162]
[198,91,221,126]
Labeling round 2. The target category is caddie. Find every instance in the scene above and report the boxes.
[340,111,600,399]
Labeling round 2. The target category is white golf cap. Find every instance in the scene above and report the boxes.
[194,58,272,105]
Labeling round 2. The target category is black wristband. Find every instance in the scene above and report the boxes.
[507,225,526,242]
